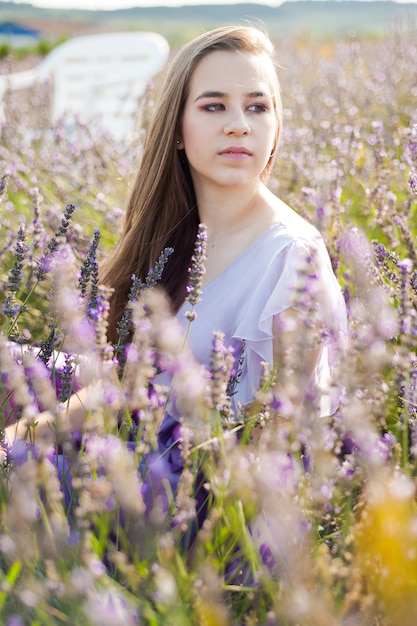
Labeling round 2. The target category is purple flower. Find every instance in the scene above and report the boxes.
[36,204,77,281]
[0,173,8,196]
[374,242,387,261]
[145,246,174,288]
[56,353,77,403]
[8,439,39,466]
[185,223,207,315]
[2,225,28,322]
[409,171,417,195]
[398,258,413,274]
[259,542,277,570]
[79,227,100,298]
[85,433,122,462]
[115,247,173,370]
[371,119,383,134]
[340,433,359,456]
[408,124,417,164]
[7,617,24,626]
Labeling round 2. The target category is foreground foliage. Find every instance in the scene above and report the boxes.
[1,26,417,626]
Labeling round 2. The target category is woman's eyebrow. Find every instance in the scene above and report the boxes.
[249,90,270,98]
[195,89,270,102]
[195,90,226,101]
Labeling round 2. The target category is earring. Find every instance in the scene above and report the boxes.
[176,140,180,144]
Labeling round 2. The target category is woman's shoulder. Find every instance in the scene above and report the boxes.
[255,196,338,292]
[257,197,326,267]
[271,197,322,240]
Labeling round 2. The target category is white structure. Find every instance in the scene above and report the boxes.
[0,31,170,139]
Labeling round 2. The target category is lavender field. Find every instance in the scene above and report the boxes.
[1,25,417,625]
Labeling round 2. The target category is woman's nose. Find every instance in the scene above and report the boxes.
[223,109,250,136]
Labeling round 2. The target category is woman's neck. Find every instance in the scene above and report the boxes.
[195,182,281,288]
[197,181,274,237]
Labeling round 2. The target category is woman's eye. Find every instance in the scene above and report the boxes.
[203,103,224,112]
[248,103,267,112]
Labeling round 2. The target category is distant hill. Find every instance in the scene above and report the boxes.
[0,0,416,42]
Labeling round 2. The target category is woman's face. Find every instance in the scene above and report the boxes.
[178,50,278,197]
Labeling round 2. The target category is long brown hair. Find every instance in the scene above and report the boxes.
[102,24,283,345]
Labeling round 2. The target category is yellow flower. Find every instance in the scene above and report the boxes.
[355,472,417,625]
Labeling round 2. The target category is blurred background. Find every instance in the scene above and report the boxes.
[1,0,417,54]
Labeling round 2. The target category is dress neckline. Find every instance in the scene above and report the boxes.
[179,222,284,307]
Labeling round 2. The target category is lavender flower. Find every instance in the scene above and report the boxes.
[209,331,235,422]
[0,173,8,198]
[115,275,143,367]
[408,123,417,165]
[83,587,139,626]
[6,616,24,626]
[79,227,100,298]
[398,257,413,275]
[374,242,387,262]
[2,226,28,336]
[371,119,383,134]
[409,171,417,196]
[185,223,207,321]
[145,246,174,288]
[397,257,413,338]
[410,271,417,297]
[115,247,173,369]
[37,324,58,366]
[91,285,114,359]
[58,352,77,403]
[226,340,245,402]
[35,203,77,281]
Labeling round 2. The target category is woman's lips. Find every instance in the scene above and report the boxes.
[219,146,252,159]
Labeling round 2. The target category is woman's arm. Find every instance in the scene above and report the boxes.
[4,385,90,447]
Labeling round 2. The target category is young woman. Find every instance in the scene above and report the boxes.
[5,25,347,506]
[101,23,347,417]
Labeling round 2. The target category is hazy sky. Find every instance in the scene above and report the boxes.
[13,0,282,8]
[10,0,417,10]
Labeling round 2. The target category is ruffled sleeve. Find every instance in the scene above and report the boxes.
[232,236,347,416]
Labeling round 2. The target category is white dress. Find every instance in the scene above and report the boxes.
[177,203,348,418]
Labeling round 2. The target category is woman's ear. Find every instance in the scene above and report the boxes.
[176,138,184,150]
